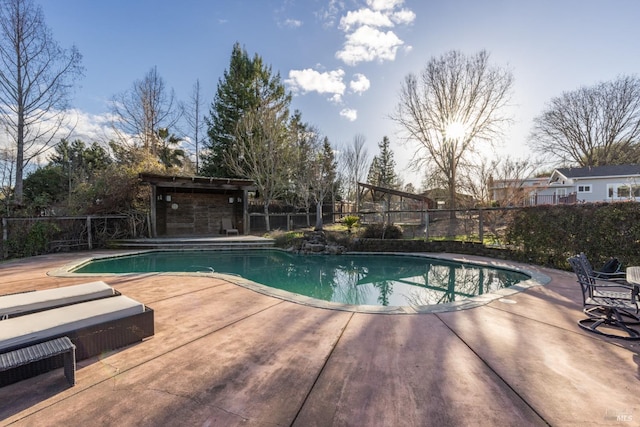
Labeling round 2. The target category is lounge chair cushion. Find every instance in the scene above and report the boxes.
[0,295,145,352]
[0,281,115,318]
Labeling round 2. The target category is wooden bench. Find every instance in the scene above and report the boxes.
[0,337,76,386]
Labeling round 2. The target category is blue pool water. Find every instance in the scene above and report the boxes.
[73,250,529,307]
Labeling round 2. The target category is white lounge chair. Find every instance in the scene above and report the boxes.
[0,281,115,319]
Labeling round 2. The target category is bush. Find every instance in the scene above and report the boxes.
[361,223,403,239]
[342,215,360,233]
[505,202,640,268]
[267,230,304,248]
[6,221,61,257]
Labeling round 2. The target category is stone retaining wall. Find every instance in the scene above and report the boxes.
[347,239,520,261]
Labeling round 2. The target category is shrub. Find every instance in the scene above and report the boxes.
[268,230,304,248]
[342,215,360,233]
[6,221,61,257]
[361,223,403,239]
[505,202,640,268]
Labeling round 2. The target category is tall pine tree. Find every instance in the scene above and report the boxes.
[367,136,397,189]
[201,42,291,177]
[367,136,398,202]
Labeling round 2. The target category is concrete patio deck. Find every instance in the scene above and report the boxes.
[0,251,639,426]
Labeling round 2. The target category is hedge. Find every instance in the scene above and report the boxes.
[505,202,640,269]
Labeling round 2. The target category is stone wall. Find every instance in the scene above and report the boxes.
[347,238,519,261]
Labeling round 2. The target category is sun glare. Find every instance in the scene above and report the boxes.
[445,121,467,140]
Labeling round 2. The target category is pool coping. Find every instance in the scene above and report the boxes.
[48,249,551,314]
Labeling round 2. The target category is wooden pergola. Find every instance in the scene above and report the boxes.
[356,182,435,235]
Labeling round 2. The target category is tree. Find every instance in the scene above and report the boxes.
[391,50,513,217]
[463,156,539,207]
[203,42,291,178]
[23,139,112,215]
[0,0,83,204]
[22,164,66,214]
[340,134,370,211]
[529,75,640,167]
[585,141,640,165]
[0,146,16,211]
[50,139,112,183]
[289,112,317,226]
[223,96,293,231]
[183,79,206,172]
[310,137,337,231]
[367,136,397,201]
[156,128,187,172]
[110,66,180,155]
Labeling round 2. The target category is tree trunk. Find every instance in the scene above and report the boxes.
[263,202,271,231]
[14,107,25,204]
[314,201,323,231]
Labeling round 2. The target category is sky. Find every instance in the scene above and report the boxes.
[33,0,640,187]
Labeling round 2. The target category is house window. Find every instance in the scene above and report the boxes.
[618,186,630,198]
[607,184,640,199]
[577,185,591,193]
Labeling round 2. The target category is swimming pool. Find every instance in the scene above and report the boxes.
[72,250,531,310]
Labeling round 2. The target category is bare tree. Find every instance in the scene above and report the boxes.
[183,79,206,172]
[0,0,83,203]
[340,133,370,211]
[110,66,181,155]
[391,50,513,216]
[529,75,640,167]
[224,98,293,231]
[463,156,540,206]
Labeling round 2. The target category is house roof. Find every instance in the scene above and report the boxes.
[139,173,257,191]
[555,164,640,179]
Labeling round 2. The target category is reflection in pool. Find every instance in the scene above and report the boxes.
[73,250,530,307]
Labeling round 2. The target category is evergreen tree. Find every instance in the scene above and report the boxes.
[50,139,112,183]
[367,136,398,198]
[312,136,338,230]
[289,112,317,225]
[202,42,291,177]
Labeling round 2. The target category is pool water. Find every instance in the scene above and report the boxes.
[73,250,530,307]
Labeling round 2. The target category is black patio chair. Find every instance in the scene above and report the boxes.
[567,255,640,340]
[577,252,625,281]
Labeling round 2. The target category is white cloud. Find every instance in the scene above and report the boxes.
[339,8,393,32]
[316,0,345,28]
[64,109,122,147]
[391,8,415,25]
[336,25,403,66]
[329,93,343,103]
[334,0,414,66]
[340,108,357,121]
[285,68,346,100]
[366,0,404,12]
[349,73,370,94]
[282,18,302,28]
